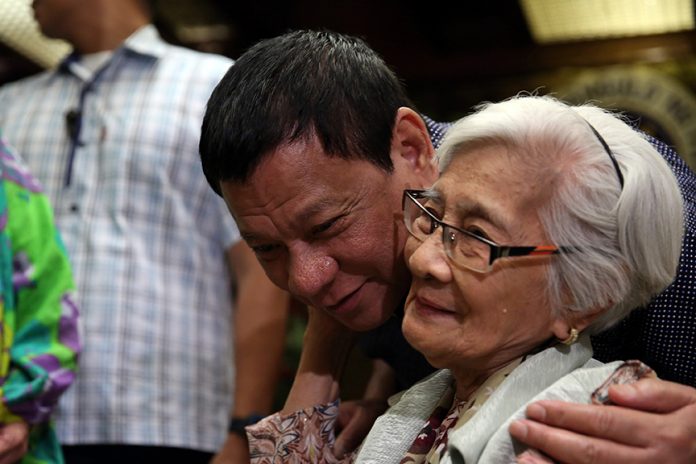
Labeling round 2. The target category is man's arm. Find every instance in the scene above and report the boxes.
[333,358,396,456]
[281,305,356,414]
[246,309,399,460]
[510,378,696,463]
[242,305,356,462]
[283,322,400,457]
[212,241,292,464]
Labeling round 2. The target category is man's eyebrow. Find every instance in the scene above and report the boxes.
[239,197,345,243]
[296,198,339,222]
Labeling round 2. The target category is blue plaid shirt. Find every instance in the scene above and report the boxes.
[0,26,239,451]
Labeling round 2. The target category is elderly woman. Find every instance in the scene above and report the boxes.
[247,95,684,463]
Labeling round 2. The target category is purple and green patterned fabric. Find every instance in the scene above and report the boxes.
[0,134,80,463]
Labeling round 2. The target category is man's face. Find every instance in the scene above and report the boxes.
[32,0,80,40]
[221,134,435,331]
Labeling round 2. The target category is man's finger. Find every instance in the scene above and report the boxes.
[608,378,696,413]
[516,449,555,463]
[509,419,649,464]
[520,400,653,446]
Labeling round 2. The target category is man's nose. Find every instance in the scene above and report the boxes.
[287,247,337,301]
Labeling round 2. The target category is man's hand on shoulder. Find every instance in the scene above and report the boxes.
[509,378,696,463]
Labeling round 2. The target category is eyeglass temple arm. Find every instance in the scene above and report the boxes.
[490,246,562,264]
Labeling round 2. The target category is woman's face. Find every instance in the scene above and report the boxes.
[402,144,571,378]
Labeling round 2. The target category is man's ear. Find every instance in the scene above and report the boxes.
[390,107,438,182]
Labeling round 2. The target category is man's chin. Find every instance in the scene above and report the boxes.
[335,308,394,332]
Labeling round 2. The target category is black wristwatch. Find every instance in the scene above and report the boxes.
[228,414,265,436]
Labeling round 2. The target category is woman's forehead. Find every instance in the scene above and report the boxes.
[434,147,551,234]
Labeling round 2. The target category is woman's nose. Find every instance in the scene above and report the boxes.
[407,233,452,283]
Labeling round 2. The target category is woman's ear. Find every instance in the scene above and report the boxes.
[390,107,438,183]
[551,306,606,340]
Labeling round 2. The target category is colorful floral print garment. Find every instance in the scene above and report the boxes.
[0,135,80,463]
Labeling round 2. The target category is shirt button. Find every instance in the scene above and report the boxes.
[70,204,79,213]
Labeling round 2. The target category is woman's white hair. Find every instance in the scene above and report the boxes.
[438,95,684,333]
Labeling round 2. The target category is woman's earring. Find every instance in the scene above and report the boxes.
[560,327,579,346]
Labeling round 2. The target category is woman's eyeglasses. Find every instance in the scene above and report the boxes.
[402,189,575,273]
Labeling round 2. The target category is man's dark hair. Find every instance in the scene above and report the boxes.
[199,29,416,194]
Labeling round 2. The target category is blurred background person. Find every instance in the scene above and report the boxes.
[0,133,80,464]
[0,1,290,463]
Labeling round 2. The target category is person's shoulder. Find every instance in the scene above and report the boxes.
[545,359,625,399]
[0,137,43,193]
[389,369,452,408]
[155,45,233,88]
[645,135,696,187]
[0,70,55,100]
[420,114,454,149]
[645,135,696,230]
[164,44,233,71]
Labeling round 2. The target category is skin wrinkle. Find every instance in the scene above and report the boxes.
[442,147,547,245]
[231,140,375,247]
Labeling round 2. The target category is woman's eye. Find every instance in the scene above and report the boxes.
[465,225,489,240]
[414,215,434,234]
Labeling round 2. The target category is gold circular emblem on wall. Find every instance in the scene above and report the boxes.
[558,66,696,171]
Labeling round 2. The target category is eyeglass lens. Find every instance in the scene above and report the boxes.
[404,193,491,272]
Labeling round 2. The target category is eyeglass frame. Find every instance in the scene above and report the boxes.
[402,189,576,273]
